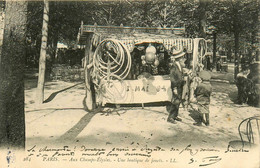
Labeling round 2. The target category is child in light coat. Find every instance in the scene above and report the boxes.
[193,70,212,126]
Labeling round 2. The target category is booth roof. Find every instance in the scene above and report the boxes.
[77,24,186,45]
[89,32,193,53]
[80,32,185,44]
[76,25,192,52]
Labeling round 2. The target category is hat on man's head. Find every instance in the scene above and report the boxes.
[198,70,211,81]
[170,46,185,59]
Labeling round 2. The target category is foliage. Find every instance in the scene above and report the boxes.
[23,0,259,66]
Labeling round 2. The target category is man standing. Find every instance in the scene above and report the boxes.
[167,47,186,124]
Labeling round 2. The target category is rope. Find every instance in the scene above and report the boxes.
[92,39,132,81]
[91,39,132,105]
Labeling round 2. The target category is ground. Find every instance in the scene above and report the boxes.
[24,66,260,150]
[21,65,260,168]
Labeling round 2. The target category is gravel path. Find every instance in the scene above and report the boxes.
[25,80,260,149]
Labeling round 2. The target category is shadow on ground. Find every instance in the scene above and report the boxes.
[228,90,238,104]
[187,107,200,123]
[43,82,84,103]
[57,112,97,142]
[26,107,240,149]
[26,127,239,149]
[228,140,258,149]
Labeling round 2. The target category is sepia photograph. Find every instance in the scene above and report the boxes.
[0,0,259,167]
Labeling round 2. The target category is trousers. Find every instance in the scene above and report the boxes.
[167,85,182,119]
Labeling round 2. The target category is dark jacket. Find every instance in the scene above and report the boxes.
[169,61,183,89]
[194,81,212,104]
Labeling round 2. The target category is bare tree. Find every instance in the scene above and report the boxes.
[0,1,28,148]
[36,0,49,104]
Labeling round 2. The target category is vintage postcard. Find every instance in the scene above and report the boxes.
[0,0,259,167]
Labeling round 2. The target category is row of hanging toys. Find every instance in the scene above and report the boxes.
[163,38,193,53]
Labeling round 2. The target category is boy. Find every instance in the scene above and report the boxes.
[193,70,212,126]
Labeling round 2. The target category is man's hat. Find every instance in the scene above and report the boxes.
[198,70,211,81]
[170,46,185,59]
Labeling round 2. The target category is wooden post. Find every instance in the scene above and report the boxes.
[36,0,49,104]
[84,35,94,110]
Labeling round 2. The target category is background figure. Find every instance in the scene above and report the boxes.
[247,63,260,107]
[241,55,246,71]
[236,69,250,104]
[216,57,221,71]
[194,70,212,126]
[206,56,211,70]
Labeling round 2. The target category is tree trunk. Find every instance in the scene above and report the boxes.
[36,0,49,104]
[51,34,58,62]
[0,6,4,62]
[198,0,207,38]
[233,3,240,78]
[227,45,232,62]
[143,1,149,27]
[234,31,239,78]
[163,2,167,27]
[213,32,217,67]
[48,1,59,64]
[0,1,28,148]
[256,15,260,61]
